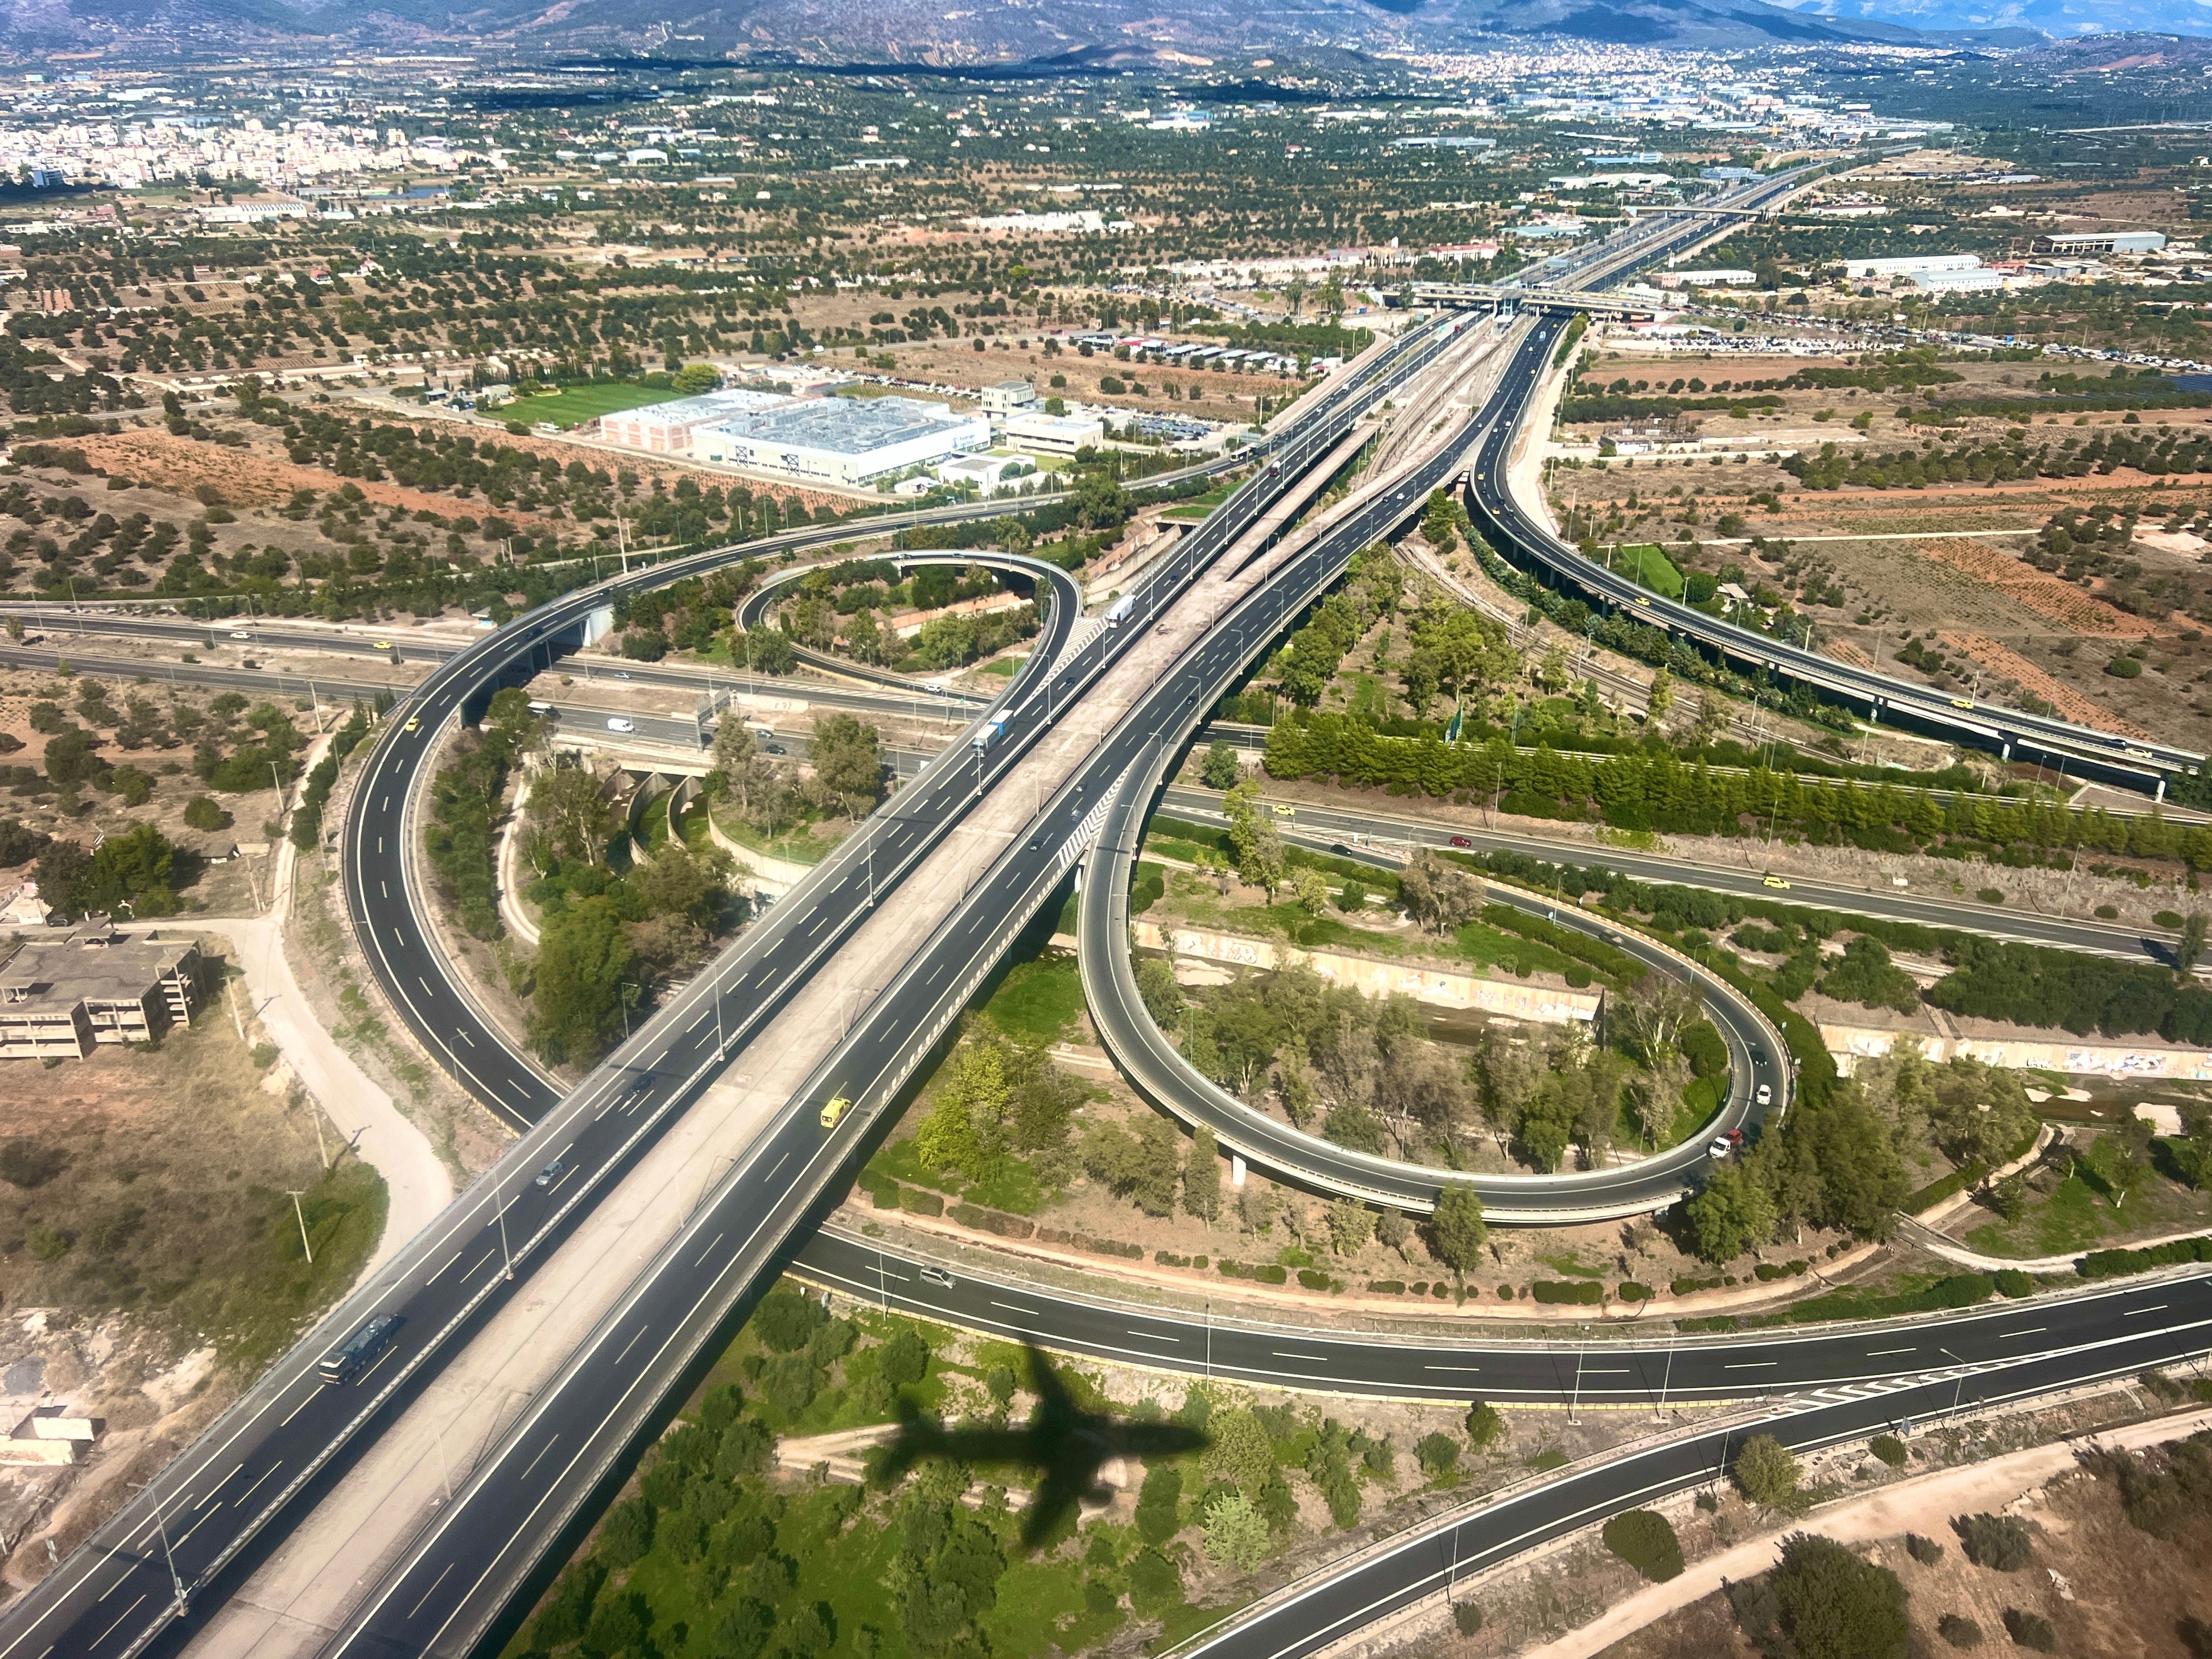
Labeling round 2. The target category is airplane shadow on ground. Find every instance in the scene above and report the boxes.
[873,1346,1208,1546]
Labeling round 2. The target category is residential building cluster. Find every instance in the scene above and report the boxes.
[0,109,492,191]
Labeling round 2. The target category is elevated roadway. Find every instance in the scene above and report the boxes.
[1463,317,2206,789]
[0,319,1462,1659]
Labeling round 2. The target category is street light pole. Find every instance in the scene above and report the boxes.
[286,1190,314,1264]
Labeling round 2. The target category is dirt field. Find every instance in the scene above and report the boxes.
[0,960,385,1583]
[1559,342,2212,749]
[1588,1427,2212,1659]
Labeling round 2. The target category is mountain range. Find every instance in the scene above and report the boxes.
[11,0,2211,70]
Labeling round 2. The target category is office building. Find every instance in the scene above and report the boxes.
[1004,410,1104,455]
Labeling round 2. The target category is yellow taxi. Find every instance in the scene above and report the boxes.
[820,1095,852,1129]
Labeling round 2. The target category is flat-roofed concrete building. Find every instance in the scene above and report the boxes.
[0,923,204,1060]
[695,395,988,486]
[1004,410,1104,455]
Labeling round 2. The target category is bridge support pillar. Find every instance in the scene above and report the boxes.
[2159,777,2168,804]
[1231,1153,1248,1188]
[2001,741,2012,761]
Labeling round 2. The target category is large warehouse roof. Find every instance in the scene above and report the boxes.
[721,395,969,455]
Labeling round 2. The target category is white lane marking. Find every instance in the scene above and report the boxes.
[1866,1347,1916,1357]
[1999,1327,2048,1339]
[1423,1365,1481,1373]
[2124,1305,2169,1317]
[517,1435,560,1484]
[1724,1361,1777,1370]
[233,1462,282,1508]
[1127,1330,1180,1343]
[989,1301,1039,1318]
[694,1233,725,1268]
[280,1386,320,1427]
[1579,1369,1631,1376]
[406,1562,457,1623]
[90,1593,149,1651]
[614,1327,647,1365]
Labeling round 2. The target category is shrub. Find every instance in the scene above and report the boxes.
[1734,1433,1802,1507]
[597,1497,655,1566]
[878,1329,930,1389]
[1618,1281,1654,1301]
[183,795,232,831]
[1769,1532,1910,1659]
[2156,910,2185,929]
[2003,1609,2056,1651]
[1939,1613,1986,1649]
[1297,1268,1332,1291]
[1954,1512,2032,1571]
[1367,1279,1405,1294]
[1978,888,2005,905]
[1602,1509,1683,1583]
[752,1289,824,1353]
[1906,1530,1943,1563]
[2105,654,2143,679]
[1993,1269,2034,1298]
[1254,1264,1288,1285]
[0,1140,68,1188]
[1452,1602,1484,1636]
[1126,1547,1182,1617]
[1872,1435,1910,1471]
[1135,1463,1182,1546]
[1464,1401,1504,1452]
[1415,1432,1461,1482]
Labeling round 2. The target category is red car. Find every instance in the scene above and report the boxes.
[1448,835,1473,849]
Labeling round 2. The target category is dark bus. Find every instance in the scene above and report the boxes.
[317,1314,406,1386]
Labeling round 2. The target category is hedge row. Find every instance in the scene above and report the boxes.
[2078,1234,2212,1278]
[1532,1280,1605,1305]
[1034,1225,1143,1261]
[1218,1260,1291,1285]
[1901,1124,2043,1214]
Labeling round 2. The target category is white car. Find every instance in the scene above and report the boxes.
[1708,1137,1734,1159]
[1755,1084,1773,1107]
[605,717,634,734]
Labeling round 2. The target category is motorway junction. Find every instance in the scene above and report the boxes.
[0,173,2207,1659]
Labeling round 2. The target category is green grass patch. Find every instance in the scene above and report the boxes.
[490,381,679,430]
[1222,902,1377,952]
[1538,1253,1609,1281]
[983,654,1027,676]
[1452,918,1577,979]
[984,952,1085,1043]
[711,807,842,866]
[1615,543,1684,600]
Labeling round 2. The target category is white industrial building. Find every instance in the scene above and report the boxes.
[1662,268,1756,287]
[695,396,988,486]
[1841,253,1982,280]
[1004,410,1104,455]
[935,453,1041,494]
[598,388,794,456]
[2032,230,2166,255]
[1913,267,2005,293]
